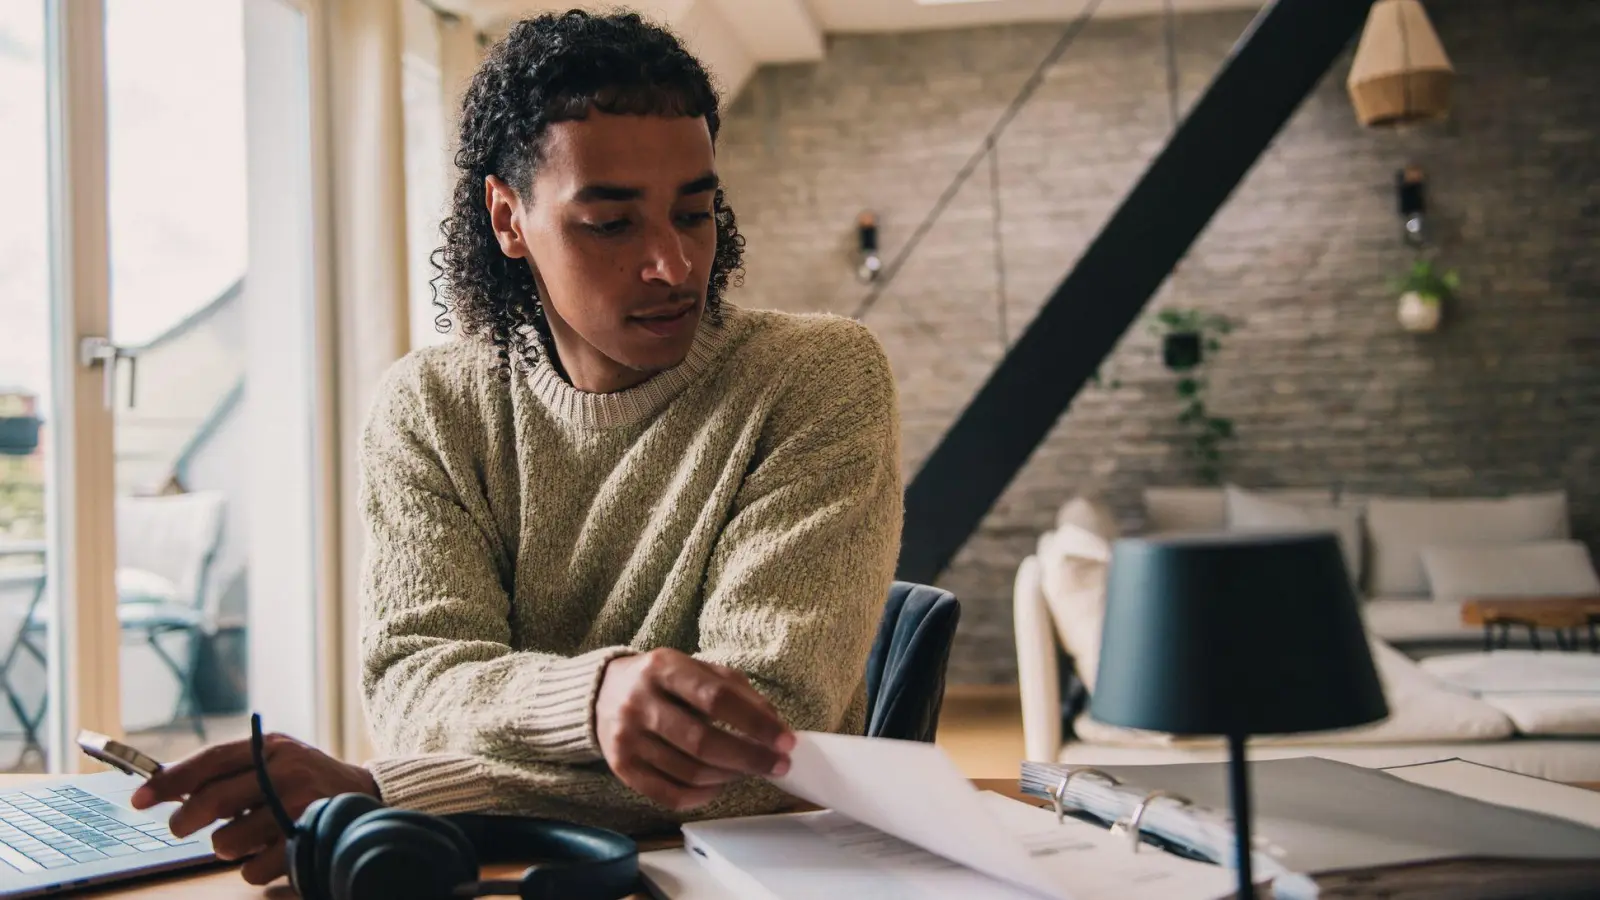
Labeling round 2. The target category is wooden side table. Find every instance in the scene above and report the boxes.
[1461,596,1600,652]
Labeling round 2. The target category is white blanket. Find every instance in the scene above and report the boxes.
[1420,652,1600,736]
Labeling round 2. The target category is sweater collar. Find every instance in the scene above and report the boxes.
[525,304,740,429]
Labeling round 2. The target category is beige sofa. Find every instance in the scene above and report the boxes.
[1014,486,1600,783]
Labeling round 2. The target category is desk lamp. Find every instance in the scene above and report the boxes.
[1089,531,1387,899]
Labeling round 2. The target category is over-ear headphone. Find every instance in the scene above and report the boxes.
[248,715,639,900]
[284,794,638,900]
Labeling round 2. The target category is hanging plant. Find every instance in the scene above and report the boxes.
[1087,308,1238,484]
[1391,258,1459,333]
[1148,308,1231,369]
[1147,308,1236,485]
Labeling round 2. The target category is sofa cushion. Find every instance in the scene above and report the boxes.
[1073,636,1514,747]
[1055,494,1120,540]
[1143,487,1228,533]
[1224,485,1365,586]
[1364,491,1569,596]
[1483,697,1600,737]
[1143,486,1332,534]
[1361,595,1480,644]
[1420,540,1600,602]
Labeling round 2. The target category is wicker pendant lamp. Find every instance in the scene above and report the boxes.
[1347,0,1454,127]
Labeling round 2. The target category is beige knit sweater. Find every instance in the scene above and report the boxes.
[357,304,903,834]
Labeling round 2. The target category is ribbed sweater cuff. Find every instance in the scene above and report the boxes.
[366,755,495,815]
[512,645,637,763]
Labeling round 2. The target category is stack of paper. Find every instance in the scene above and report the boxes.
[679,732,1249,900]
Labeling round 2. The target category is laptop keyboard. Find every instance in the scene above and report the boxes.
[0,785,199,874]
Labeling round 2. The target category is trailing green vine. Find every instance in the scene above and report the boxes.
[1091,308,1238,485]
[1150,310,1236,484]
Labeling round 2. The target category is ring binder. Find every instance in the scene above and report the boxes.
[1049,767,1121,824]
[1113,790,1193,854]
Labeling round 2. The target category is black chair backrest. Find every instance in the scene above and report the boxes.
[864,581,960,742]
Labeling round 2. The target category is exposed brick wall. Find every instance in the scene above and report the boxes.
[715,0,1600,684]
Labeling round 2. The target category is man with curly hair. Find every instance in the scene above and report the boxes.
[127,9,903,885]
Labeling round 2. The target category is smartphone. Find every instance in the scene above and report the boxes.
[77,730,164,780]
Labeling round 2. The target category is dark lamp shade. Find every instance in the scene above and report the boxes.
[1090,530,1388,737]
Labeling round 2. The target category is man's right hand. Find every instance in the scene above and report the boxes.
[594,648,795,811]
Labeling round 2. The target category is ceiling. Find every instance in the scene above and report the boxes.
[432,0,1263,34]
[806,0,1262,33]
[427,0,1264,98]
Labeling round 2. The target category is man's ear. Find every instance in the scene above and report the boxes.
[485,175,529,260]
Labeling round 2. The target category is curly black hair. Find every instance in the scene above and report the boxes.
[431,9,745,376]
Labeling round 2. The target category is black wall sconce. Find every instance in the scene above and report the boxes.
[1397,164,1427,246]
[855,211,881,283]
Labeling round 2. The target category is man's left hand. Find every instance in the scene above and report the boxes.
[130,733,379,885]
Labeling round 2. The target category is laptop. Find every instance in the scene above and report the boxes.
[0,768,220,897]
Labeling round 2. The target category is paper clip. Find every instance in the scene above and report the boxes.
[1050,767,1120,823]
[1112,790,1192,853]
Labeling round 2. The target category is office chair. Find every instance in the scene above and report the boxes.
[863,581,960,743]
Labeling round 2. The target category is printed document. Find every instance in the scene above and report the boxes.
[679,731,1241,900]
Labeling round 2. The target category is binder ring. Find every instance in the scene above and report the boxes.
[1050,767,1121,823]
[1116,790,1192,853]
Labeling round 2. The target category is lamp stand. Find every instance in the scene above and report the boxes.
[1227,732,1255,899]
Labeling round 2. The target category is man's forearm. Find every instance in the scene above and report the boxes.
[365,750,799,834]
[363,643,636,764]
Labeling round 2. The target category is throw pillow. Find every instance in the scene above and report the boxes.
[1144,486,1333,534]
[1035,522,1113,692]
[1142,487,1227,533]
[1223,485,1365,586]
[1420,540,1600,601]
[1055,493,1119,540]
[1365,492,1570,596]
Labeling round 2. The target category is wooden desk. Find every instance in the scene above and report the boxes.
[17,775,1599,898]
[0,777,1030,898]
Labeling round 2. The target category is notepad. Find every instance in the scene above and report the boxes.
[680,732,1244,900]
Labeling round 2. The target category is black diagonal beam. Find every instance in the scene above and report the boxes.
[897,0,1375,585]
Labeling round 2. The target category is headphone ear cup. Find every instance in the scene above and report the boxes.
[289,794,385,900]
[327,810,476,900]
[433,815,477,868]
[286,797,332,900]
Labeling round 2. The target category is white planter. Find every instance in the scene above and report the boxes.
[1397,290,1442,332]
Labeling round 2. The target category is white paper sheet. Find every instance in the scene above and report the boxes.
[768,732,1069,899]
[684,808,1051,900]
[981,792,1244,899]
[763,732,1239,900]
[637,848,743,900]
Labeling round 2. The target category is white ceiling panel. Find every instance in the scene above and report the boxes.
[436,0,1262,36]
[426,0,1265,101]
[806,0,1261,32]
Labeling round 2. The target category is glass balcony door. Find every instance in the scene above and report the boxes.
[0,0,63,774]
[0,0,329,774]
